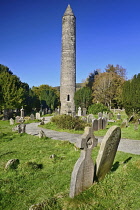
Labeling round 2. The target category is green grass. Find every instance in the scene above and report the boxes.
[94,121,140,140]
[0,120,140,209]
[41,120,140,140]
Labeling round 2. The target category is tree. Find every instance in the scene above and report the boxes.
[105,64,126,79]
[92,71,124,108]
[32,85,60,111]
[122,74,140,115]
[74,87,93,110]
[83,70,99,89]
[0,69,25,109]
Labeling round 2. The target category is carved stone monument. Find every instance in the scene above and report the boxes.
[95,126,121,181]
[69,127,98,198]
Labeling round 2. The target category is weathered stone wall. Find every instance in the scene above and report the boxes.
[60,5,76,114]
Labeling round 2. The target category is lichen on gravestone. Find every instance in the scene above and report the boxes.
[95,126,121,181]
[69,127,98,198]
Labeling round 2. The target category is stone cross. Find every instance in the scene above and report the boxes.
[69,127,98,198]
[95,126,121,181]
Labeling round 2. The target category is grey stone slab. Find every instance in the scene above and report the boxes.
[69,127,97,198]
[96,126,121,181]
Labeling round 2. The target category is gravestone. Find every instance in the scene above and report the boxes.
[10,118,14,125]
[128,115,134,122]
[117,113,121,120]
[98,112,103,118]
[5,159,20,170]
[36,112,40,120]
[92,119,98,131]
[48,109,51,114]
[121,119,128,128]
[15,116,20,123]
[30,114,35,120]
[17,124,26,133]
[96,126,121,181]
[98,117,102,130]
[82,108,87,116]
[20,107,24,118]
[78,107,81,116]
[102,117,107,129]
[81,116,87,122]
[39,130,46,138]
[69,127,98,198]
[87,114,94,123]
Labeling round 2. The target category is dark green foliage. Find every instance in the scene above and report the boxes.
[74,87,93,110]
[85,70,99,89]
[88,103,110,114]
[40,89,59,110]
[122,74,140,116]
[51,115,86,130]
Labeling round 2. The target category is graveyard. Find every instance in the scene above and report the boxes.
[1,2,140,210]
[0,113,140,209]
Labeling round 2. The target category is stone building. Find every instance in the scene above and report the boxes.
[60,5,76,114]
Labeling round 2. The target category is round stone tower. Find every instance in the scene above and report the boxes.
[60,5,76,114]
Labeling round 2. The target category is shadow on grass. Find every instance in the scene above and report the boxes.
[111,157,132,172]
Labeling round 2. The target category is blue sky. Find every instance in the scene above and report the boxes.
[0,0,140,88]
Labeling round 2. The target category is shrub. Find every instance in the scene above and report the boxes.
[88,103,110,114]
[51,115,87,130]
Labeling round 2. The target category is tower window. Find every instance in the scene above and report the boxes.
[67,95,70,101]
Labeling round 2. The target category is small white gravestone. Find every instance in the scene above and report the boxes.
[36,112,40,120]
[10,118,14,125]
[96,126,121,181]
[78,107,81,116]
[69,127,98,198]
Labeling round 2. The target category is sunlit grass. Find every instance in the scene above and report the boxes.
[0,120,140,209]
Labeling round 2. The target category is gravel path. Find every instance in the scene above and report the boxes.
[25,117,140,155]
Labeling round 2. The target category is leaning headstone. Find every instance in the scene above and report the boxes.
[87,114,94,123]
[92,119,98,131]
[36,112,40,120]
[69,127,98,198]
[15,116,20,123]
[98,112,103,118]
[30,114,35,120]
[39,130,46,138]
[98,117,102,130]
[5,159,20,170]
[10,118,14,125]
[78,107,81,116]
[128,115,134,122]
[96,126,121,181]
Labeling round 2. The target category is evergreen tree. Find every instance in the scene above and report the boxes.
[74,87,93,110]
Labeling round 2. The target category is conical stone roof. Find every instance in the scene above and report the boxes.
[63,4,75,16]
